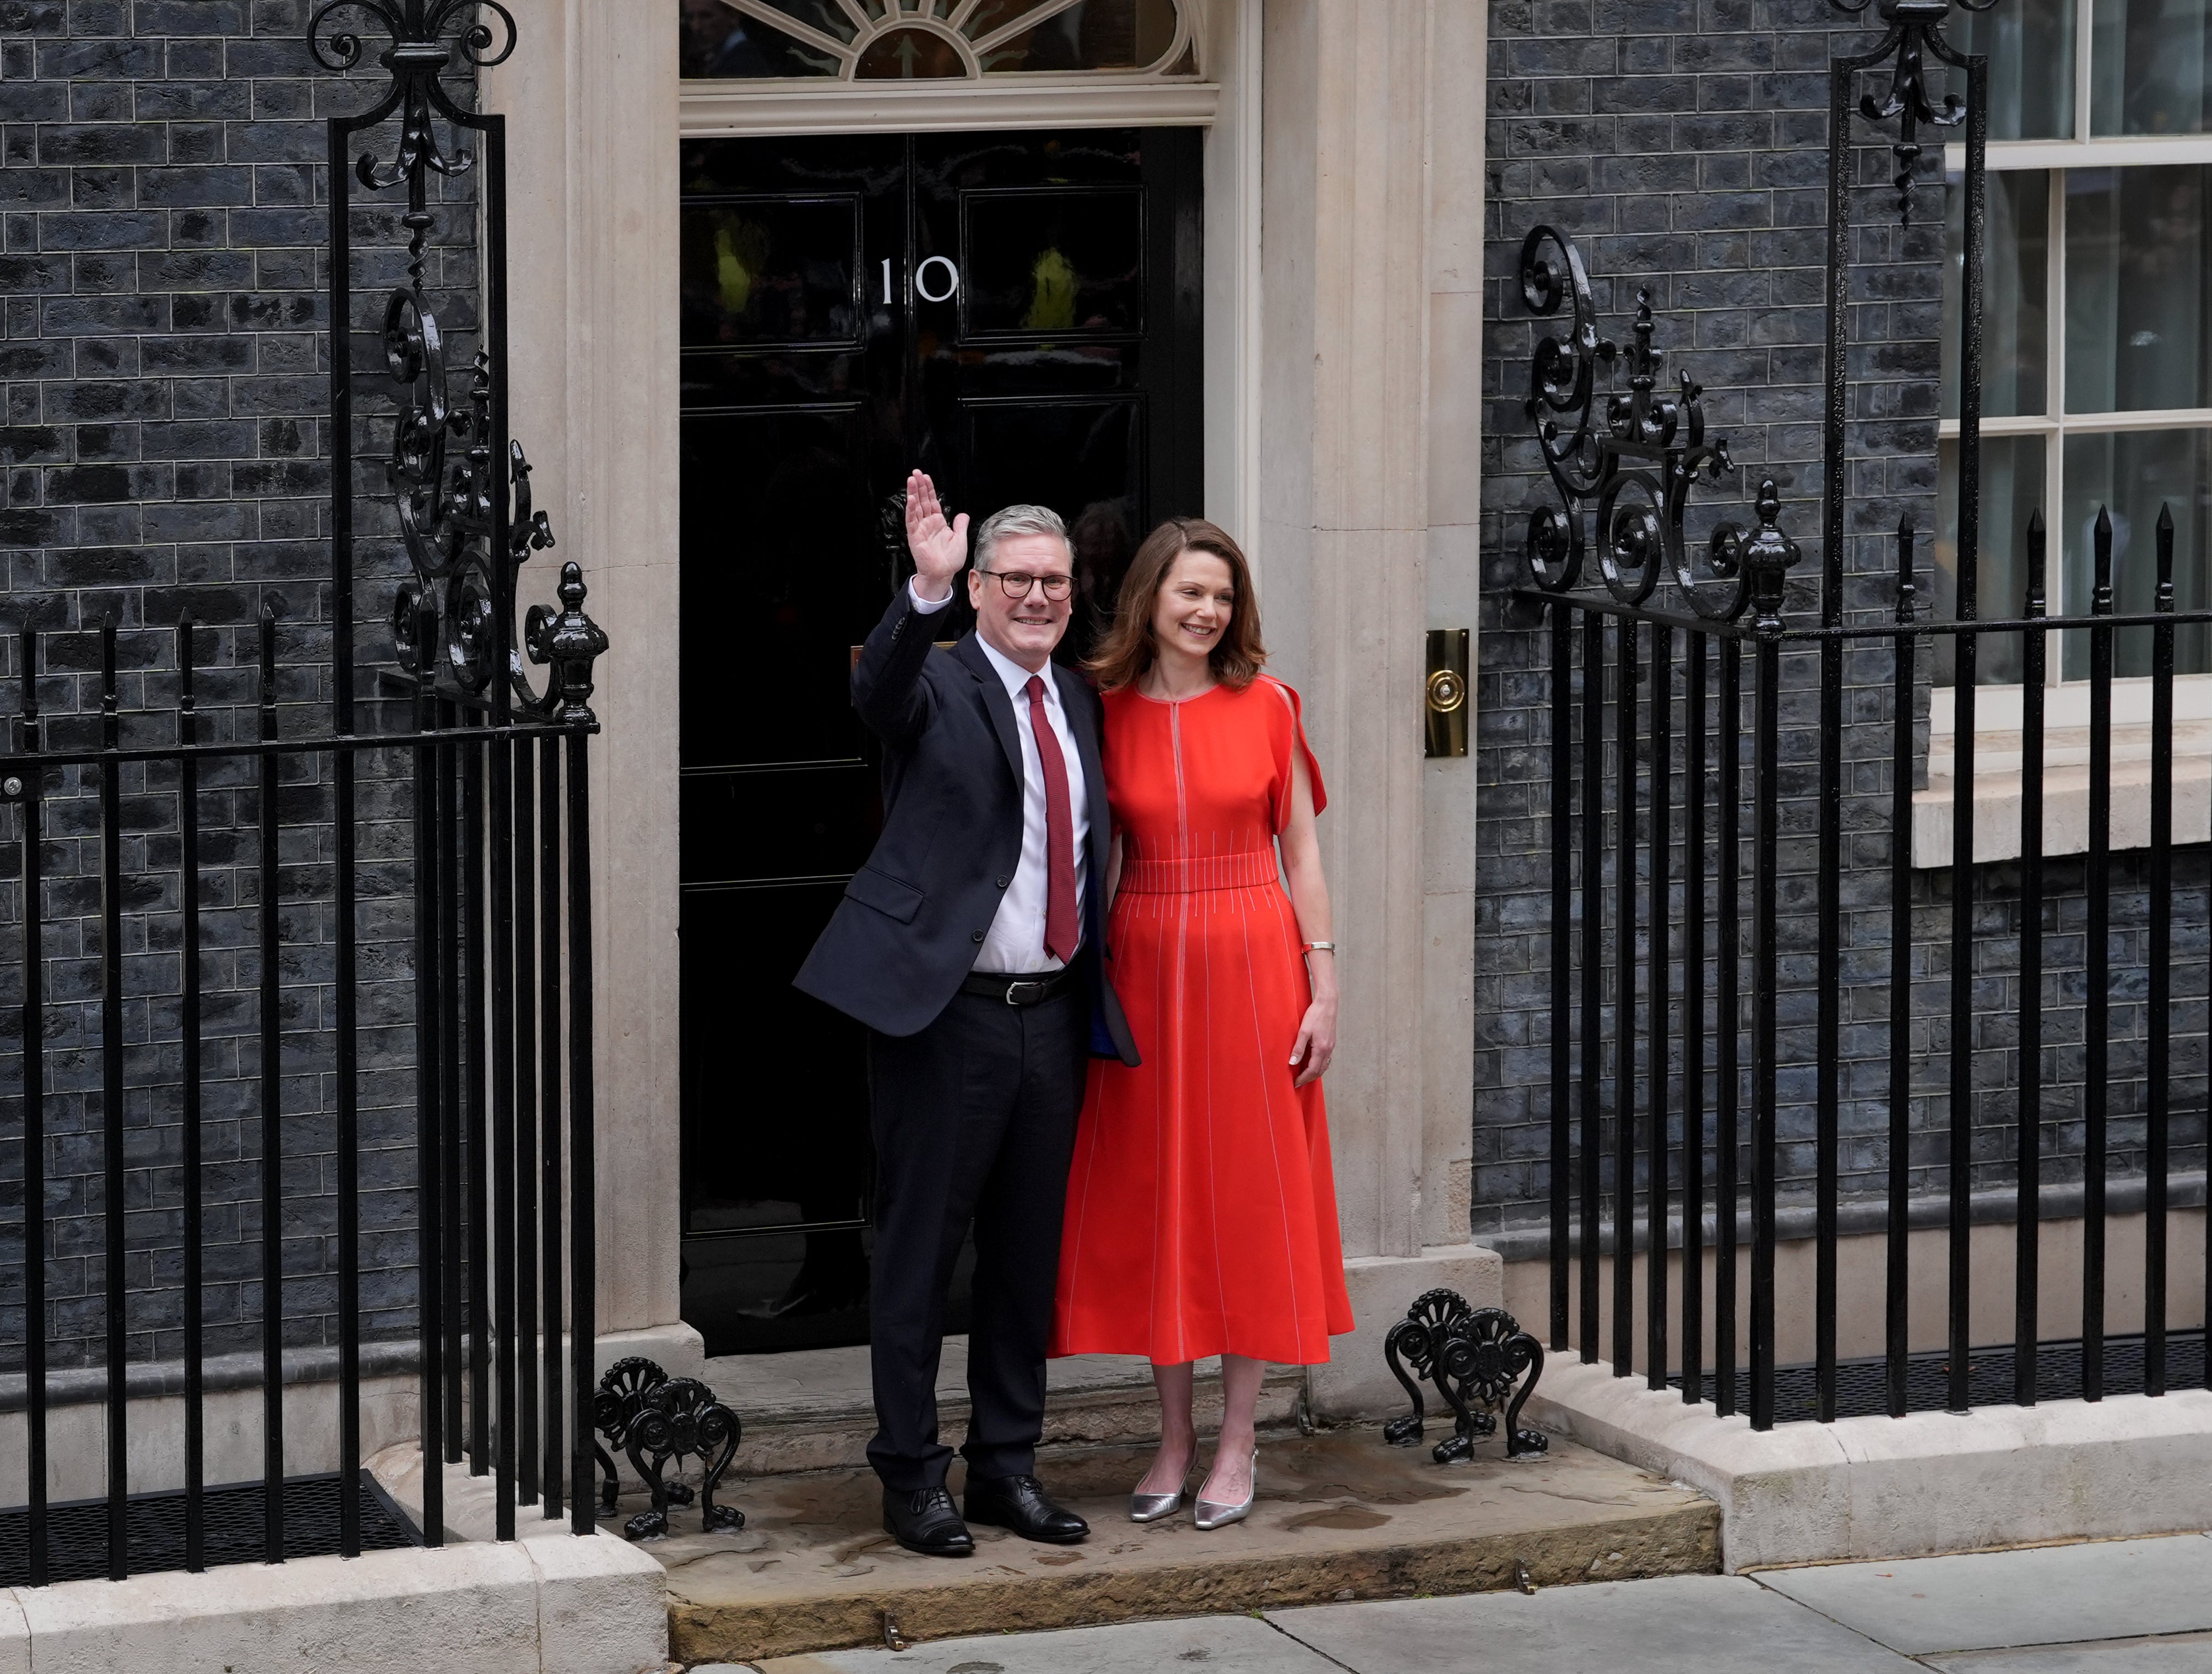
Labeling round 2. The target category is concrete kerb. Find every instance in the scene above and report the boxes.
[4,1545,545,1674]
[0,1446,668,1674]
[527,1521,677,1674]
[1525,1355,2212,1570]
[0,1586,26,1674]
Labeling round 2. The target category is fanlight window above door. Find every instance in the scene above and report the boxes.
[680,0,1197,80]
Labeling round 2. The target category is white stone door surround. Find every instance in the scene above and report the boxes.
[485,0,1492,1414]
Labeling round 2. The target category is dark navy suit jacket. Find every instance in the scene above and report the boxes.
[794,588,1140,1064]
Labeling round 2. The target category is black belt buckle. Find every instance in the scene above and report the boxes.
[1004,977,1049,1007]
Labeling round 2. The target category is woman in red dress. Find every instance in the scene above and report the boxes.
[1050,517,1354,1529]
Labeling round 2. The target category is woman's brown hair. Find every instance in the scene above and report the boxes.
[1085,517,1267,692]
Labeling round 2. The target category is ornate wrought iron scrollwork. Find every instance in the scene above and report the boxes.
[1382,1289,1547,1463]
[1518,227,1757,619]
[309,0,519,79]
[1830,0,1998,226]
[622,1377,746,1541]
[312,0,605,722]
[591,1355,679,1515]
[589,1357,746,1540]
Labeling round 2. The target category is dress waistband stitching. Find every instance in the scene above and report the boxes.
[1117,851,1279,893]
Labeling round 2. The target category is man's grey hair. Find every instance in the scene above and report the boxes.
[973,502,1070,570]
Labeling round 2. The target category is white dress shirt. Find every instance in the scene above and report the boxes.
[909,578,1089,973]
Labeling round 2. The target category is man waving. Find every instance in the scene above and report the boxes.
[796,471,1138,1556]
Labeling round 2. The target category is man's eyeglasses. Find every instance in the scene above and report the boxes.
[978,568,1074,601]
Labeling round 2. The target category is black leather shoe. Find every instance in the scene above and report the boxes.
[963,1474,1089,1545]
[882,1486,974,1557]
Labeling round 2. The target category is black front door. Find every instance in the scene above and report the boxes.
[677,128,1203,1355]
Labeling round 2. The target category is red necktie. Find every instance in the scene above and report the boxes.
[1024,674,1080,965]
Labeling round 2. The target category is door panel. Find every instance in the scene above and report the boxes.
[959,188,1146,338]
[962,397,1141,552]
[679,197,866,349]
[679,127,1201,1356]
[681,765,882,884]
[679,407,888,768]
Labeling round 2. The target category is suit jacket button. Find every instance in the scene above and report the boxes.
[996,876,1010,889]
[971,928,986,943]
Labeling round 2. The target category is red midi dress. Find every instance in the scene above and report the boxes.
[1051,676,1355,1367]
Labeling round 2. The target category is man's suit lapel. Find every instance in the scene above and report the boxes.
[951,633,1024,787]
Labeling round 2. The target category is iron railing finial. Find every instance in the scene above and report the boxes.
[1743,480,1802,632]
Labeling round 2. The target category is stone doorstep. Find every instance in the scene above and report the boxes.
[1526,1356,2212,1573]
[637,1428,1718,1665]
[717,1343,1307,1477]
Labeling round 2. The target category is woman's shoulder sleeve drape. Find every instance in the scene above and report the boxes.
[1259,675,1327,828]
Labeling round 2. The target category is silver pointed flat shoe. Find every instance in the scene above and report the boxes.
[1191,1448,1257,1531]
[1129,1448,1195,1522]
[1128,1488,1183,1523]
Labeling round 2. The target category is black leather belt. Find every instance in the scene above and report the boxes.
[961,967,1080,1006]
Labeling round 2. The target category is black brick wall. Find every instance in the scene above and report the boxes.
[1473,0,2210,1236]
[0,0,476,1371]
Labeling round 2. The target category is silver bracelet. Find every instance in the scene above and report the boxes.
[1302,941,1335,955]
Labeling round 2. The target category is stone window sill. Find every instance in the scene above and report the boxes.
[1913,677,2212,867]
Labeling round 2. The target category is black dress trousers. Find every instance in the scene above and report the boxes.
[865,983,1088,1492]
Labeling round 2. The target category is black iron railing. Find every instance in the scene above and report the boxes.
[4,0,608,1585]
[1520,0,2210,1432]
[1532,500,2212,1431]
[3,619,600,1583]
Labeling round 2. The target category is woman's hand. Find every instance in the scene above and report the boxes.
[1291,991,1337,1088]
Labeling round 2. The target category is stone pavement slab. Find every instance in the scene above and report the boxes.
[1925,1633,2212,1672]
[732,1532,2212,1674]
[1928,1636,2211,1662]
[647,1429,1717,1663]
[753,1612,1342,1673]
[1754,1534,2212,1654]
[1272,1574,1924,1673]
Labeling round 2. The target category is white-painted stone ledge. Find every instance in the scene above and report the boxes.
[1526,1355,2212,1572]
[1916,720,2212,865]
[0,1447,668,1674]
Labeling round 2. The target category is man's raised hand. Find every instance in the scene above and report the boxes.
[906,469,969,601]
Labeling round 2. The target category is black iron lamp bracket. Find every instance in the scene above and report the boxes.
[311,0,609,724]
[590,1357,746,1540]
[1830,0,1998,226]
[1519,226,1776,622]
[1382,1289,1548,1463]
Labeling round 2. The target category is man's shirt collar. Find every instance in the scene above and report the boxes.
[974,629,1055,702]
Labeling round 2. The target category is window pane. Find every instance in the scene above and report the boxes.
[681,0,843,75]
[972,0,1181,71]
[854,26,966,75]
[2064,165,2212,414]
[759,0,859,41]
[2061,428,2212,675]
[1944,170,2050,420]
[1947,0,2078,139]
[2091,0,2212,135]
[1936,434,2048,684]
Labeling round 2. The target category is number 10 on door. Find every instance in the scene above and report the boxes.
[882,258,959,305]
